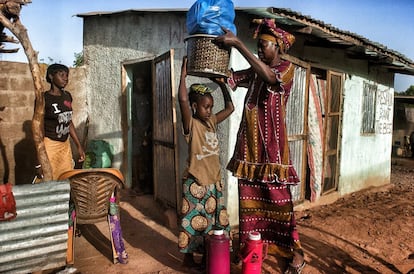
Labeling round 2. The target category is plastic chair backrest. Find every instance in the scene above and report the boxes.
[58,168,124,224]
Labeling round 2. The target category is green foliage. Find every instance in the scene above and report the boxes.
[73,51,83,67]
[397,85,414,108]
[398,85,414,96]
[402,85,414,96]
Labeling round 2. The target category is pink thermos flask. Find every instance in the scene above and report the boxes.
[207,229,230,274]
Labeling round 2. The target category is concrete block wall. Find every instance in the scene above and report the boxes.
[0,61,87,185]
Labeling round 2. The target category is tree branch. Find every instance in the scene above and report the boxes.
[0,11,52,181]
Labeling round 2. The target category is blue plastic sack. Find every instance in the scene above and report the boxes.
[187,0,237,36]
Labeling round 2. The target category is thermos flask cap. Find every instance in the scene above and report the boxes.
[213,229,224,236]
[248,231,261,241]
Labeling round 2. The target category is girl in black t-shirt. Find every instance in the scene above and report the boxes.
[35,63,85,180]
[35,64,86,273]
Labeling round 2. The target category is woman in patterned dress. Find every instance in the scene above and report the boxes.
[215,19,306,273]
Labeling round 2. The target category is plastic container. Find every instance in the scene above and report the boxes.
[206,229,230,274]
[240,231,268,274]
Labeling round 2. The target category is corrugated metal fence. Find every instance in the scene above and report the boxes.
[287,65,308,202]
[0,180,70,274]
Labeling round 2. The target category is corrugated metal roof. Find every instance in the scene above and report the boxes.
[0,180,70,274]
[76,7,414,76]
[76,8,187,17]
[245,7,414,75]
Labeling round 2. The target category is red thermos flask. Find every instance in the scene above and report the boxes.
[207,229,230,274]
[240,231,267,274]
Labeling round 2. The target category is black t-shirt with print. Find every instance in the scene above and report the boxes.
[44,90,73,142]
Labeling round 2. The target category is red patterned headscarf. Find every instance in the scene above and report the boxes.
[252,18,295,54]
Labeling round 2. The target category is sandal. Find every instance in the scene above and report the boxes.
[117,251,129,264]
[284,261,306,274]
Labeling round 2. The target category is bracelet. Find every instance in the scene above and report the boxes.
[35,164,41,169]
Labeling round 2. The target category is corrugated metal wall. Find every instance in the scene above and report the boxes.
[0,180,70,274]
[287,65,308,202]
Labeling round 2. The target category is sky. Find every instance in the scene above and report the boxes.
[1,0,413,92]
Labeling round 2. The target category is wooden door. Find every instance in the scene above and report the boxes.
[322,71,343,194]
[152,49,178,208]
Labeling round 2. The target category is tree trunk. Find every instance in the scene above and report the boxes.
[0,14,52,181]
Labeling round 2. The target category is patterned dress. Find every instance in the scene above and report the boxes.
[227,60,303,258]
[178,116,231,254]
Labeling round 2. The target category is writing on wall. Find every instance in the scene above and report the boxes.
[169,20,187,46]
[376,88,393,134]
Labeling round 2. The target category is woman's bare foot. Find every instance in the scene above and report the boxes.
[284,250,306,274]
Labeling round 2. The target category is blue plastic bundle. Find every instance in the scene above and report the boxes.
[186,0,237,36]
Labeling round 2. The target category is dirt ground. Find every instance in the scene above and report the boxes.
[68,158,414,274]
[291,161,414,274]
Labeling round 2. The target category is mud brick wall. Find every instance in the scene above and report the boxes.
[0,61,86,185]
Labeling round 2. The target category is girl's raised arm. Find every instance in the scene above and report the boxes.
[178,57,192,134]
[212,78,234,124]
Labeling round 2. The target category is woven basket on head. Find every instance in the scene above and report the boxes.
[185,34,230,78]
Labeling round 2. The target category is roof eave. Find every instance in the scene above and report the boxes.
[241,7,414,76]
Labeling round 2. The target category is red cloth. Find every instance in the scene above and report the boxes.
[0,183,17,221]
